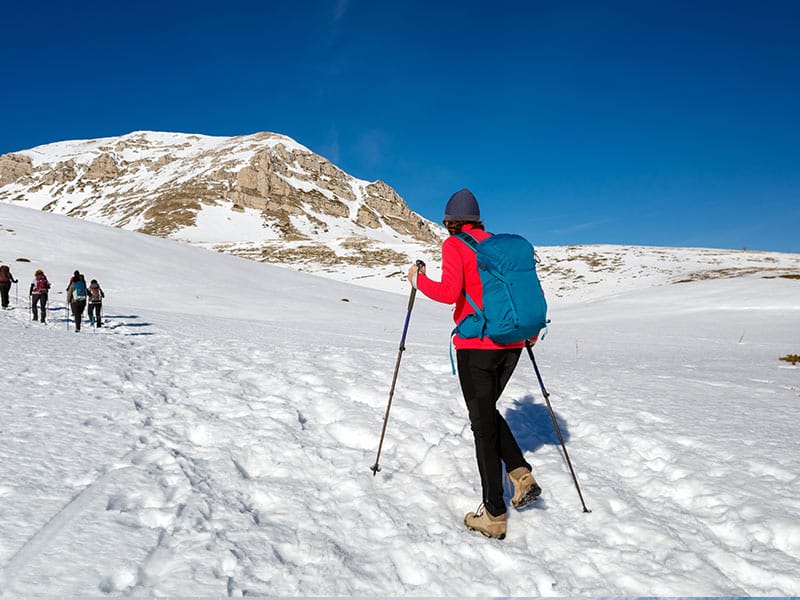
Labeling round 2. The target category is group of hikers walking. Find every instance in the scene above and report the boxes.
[0,264,105,331]
[5,188,583,541]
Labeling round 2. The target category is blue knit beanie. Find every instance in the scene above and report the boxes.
[443,188,480,221]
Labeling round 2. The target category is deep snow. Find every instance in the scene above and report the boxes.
[1,202,799,596]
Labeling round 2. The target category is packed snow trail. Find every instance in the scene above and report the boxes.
[1,203,799,595]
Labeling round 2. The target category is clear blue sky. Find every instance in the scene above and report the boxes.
[2,0,798,252]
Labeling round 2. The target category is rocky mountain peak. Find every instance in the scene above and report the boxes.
[0,131,444,289]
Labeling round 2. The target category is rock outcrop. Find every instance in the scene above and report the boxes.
[0,131,444,288]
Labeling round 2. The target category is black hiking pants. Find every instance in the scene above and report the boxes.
[88,302,102,326]
[456,348,531,517]
[0,282,10,308]
[31,293,48,322]
[71,300,86,330]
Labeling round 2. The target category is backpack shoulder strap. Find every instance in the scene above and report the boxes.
[453,231,485,308]
[447,231,492,375]
[454,231,479,252]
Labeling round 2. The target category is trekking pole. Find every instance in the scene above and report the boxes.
[370,260,425,476]
[525,341,591,513]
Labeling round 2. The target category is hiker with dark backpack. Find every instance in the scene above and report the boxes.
[87,279,105,327]
[407,188,547,540]
[0,264,18,310]
[29,269,51,322]
[66,270,88,332]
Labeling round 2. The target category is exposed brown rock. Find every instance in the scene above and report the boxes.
[0,153,33,186]
[0,131,444,277]
[84,153,121,180]
[355,205,381,229]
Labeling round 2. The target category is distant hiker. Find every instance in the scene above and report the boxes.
[29,269,51,323]
[407,188,543,540]
[87,279,105,327]
[0,264,18,309]
[66,270,88,332]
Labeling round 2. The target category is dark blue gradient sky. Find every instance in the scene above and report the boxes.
[2,0,798,252]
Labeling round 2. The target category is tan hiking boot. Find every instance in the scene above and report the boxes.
[464,504,507,539]
[509,467,542,509]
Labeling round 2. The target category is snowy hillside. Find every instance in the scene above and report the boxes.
[3,131,799,296]
[0,131,444,290]
[1,202,799,596]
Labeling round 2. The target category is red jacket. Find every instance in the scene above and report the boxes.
[0,265,14,283]
[417,224,525,351]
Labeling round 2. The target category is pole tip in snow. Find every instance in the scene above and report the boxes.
[370,464,381,476]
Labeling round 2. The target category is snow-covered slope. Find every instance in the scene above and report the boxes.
[2,131,799,296]
[0,131,444,291]
[1,202,799,596]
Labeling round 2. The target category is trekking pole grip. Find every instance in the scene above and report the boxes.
[399,260,425,342]
[404,260,425,311]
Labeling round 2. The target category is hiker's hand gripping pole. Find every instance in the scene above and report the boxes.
[371,260,425,476]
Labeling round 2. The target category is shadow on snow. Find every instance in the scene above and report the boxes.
[500,394,573,511]
[504,393,570,455]
[55,308,154,335]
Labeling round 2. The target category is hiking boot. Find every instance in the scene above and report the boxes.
[509,467,542,509]
[464,504,506,540]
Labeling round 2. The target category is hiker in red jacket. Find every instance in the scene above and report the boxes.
[0,264,18,309]
[29,269,51,322]
[407,188,540,540]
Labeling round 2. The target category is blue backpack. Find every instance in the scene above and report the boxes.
[73,279,87,301]
[454,231,548,345]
